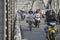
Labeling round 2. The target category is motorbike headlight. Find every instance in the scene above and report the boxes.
[52,30,55,33]
[49,22,56,26]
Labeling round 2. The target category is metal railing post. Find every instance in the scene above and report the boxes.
[20,25,24,39]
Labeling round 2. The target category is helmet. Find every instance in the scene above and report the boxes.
[29,11,33,14]
[50,10,55,16]
[36,9,40,13]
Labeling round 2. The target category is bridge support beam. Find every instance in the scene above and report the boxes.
[4,0,16,40]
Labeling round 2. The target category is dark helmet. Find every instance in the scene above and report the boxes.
[50,10,55,13]
[36,9,38,13]
[50,10,55,15]
[29,10,33,14]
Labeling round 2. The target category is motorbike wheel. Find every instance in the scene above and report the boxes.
[29,21,32,31]
[37,21,40,28]
[37,23,39,28]
[49,33,55,40]
[35,20,40,28]
[29,24,32,31]
[34,20,37,28]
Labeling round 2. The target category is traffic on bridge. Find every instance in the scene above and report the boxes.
[4,0,60,40]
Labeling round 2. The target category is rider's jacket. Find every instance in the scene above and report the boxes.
[45,10,56,22]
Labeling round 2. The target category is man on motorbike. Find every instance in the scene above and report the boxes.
[28,11,33,22]
[44,10,57,39]
[34,10,41,28]
[45,10,56,24]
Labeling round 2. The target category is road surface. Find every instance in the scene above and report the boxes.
[20,18,60,40]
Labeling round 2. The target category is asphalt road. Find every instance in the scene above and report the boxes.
[16,0,60,40]
[20,18,60,40]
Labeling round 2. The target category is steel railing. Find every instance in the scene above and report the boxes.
[13,13,22,40]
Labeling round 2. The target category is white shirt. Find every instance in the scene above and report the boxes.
[34,13,40,21]
[34,13,40,18]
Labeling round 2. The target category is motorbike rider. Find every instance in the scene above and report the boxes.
[34,9,41,28]
[27,10,33,23]
[45,10,56,25]
[44,10,57,38]
[27,10,33,31]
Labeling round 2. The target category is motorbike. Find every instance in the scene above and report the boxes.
[34,17,40,28]
[47,22,57,40]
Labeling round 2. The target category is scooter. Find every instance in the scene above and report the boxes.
[47,22,57,40]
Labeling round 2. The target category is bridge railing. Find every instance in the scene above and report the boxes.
[13,13,22,40]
